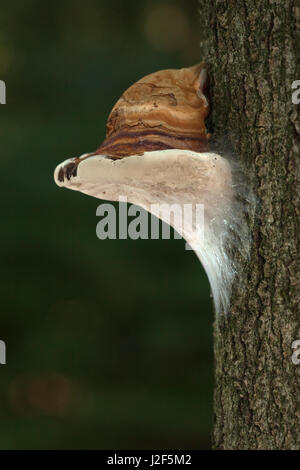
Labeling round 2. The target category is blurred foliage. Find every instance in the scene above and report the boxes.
[0,0,214,449]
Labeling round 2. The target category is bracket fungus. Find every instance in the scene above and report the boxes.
[54,63,245,316]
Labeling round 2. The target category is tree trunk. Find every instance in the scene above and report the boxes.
[198,0,300,449]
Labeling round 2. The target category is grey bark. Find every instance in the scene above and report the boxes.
[198,0,300,449]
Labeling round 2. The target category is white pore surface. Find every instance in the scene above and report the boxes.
[54,149,235,315]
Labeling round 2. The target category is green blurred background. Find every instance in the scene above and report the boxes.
[0,0,214,449]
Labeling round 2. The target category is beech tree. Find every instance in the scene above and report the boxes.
[198,0,299,449]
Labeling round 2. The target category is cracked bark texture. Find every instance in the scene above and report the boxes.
[198,0,300,449]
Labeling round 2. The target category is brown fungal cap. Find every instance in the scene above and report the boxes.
[96,63,210,158]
